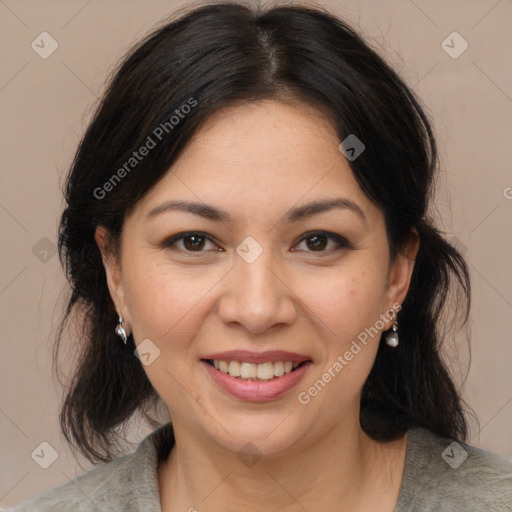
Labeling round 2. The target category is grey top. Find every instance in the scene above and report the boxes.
[6,422,512,511]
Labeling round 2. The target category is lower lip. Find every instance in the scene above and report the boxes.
[201,360,312,402]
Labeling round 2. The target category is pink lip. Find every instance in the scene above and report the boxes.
[200,350,311,364]
[201,359,312,402]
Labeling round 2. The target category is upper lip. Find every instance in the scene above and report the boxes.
[201,350,312,364]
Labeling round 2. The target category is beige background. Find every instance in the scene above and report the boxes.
[1,0,511,507]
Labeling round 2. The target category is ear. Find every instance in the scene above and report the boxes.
[94,226,129,326]
[383,228,420,326]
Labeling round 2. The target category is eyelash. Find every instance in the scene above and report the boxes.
[162,230,352,255]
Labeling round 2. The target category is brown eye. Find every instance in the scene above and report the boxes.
[293,231,352,253]
[305,234,328,251]
[182,234,207,251]
[163,232,218,253]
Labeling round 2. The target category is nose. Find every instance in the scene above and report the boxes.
[217,247,297,335]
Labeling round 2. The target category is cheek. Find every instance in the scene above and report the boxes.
[123,259,218,343]
[295,264,388,343]
[296,263,388,391]
[121,258,216,406]
[293,268,388,414]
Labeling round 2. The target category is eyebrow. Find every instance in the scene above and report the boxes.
[146,197,366,224]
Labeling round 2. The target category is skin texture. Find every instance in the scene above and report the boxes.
[96,99,419,511]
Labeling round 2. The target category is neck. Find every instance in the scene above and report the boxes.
[158,415,407,512]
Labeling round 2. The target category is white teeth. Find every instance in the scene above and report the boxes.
[228,361,241,377]
[256,362,274,379]
[274,361,284,376]
[211,359,305,380]
[240,362,257,378]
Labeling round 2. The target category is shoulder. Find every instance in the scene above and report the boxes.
[5,423,172,512]
[396,426,512,511]
[5,454,132,512]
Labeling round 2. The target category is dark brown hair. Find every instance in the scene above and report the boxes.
[55,1,473,464]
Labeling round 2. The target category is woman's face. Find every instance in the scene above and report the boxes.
[97,99,417,456]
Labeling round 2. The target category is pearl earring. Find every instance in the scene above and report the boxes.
[115,313,128,345]
[385,317,399,347]
[384,307,401,348]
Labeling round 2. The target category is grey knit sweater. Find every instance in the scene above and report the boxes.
[6,422,512,511]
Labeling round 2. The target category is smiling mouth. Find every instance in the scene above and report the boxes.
[202,359,310,381]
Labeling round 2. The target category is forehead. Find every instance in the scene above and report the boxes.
[177,99,341,179]
[131,99,381,225]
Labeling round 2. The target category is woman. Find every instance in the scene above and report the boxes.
[8,1,511,511]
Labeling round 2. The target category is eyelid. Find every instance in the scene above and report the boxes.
[162,230,352,254]
[293,230,353,252]
[162,231,220,252]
